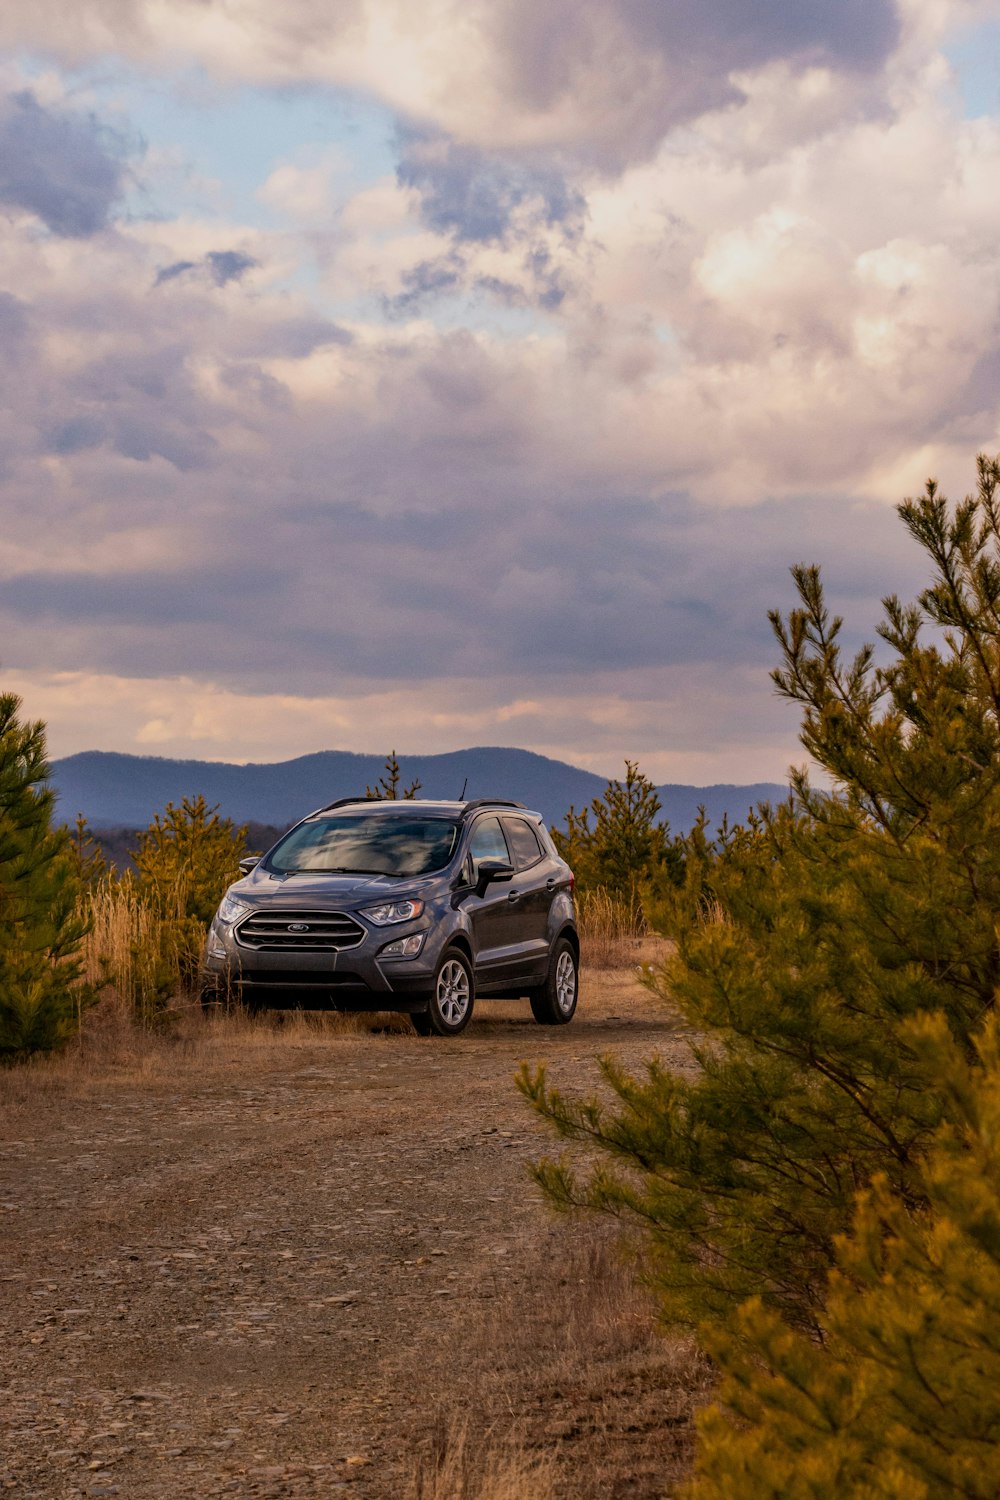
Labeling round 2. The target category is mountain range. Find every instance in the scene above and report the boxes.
[50,746,788,836]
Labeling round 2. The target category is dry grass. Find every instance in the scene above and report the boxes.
[405,1218,712,1499]
[0,990,413,1115]
[576,887,648,969]
[81,876,168,1018]
[409,1426,557,1500]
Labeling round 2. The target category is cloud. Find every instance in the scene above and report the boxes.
[4,5,1000,779]
[0,663,806,784]
[205,248,258,284]
[0,89,129,236]
[0,0,904,166]
[154,248,258,287]
[0,291,29,344]
[154,258,197,285]
[397,130,584,242]
[385,255,462,315]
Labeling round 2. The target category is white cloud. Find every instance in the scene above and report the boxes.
[4,5,1000,777]
[2,0,903,164]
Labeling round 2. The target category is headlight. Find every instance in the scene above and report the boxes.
[360,898,425,925]
[379,933,425,958]
[216,892,252,926]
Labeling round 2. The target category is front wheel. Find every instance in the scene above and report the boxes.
[414,950,475,1037]
[529,938,578,1025]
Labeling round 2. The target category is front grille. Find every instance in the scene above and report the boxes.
[235,909,366,952]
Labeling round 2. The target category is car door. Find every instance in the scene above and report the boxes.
[501,815,557,983]
[464,814,522,986]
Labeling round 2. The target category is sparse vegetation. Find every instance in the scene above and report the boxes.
[132,793,247,994]
[407,1217,710,1500]
[575,886,648,969]
[552,760,683,913]
[0,692,94,1060]
[366,748,422,800]
[80,872,182,1024]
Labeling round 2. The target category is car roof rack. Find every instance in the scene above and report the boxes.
[311,795,528,816]
[459,799,527,816]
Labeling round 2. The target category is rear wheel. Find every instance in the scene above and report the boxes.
[414,950,475,1037]
[529,938,578,1025]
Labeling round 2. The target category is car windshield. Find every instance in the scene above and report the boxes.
[267,814,461,877]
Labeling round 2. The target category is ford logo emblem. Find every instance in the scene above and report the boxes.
[288,922,310,932]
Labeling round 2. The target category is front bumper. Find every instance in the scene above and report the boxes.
[201,912,442,1011]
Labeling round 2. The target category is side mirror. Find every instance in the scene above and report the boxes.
[475,859,514,899]
[239,856,260,876]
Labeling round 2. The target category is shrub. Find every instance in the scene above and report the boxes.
[552,759,683,908]
[132,795,247,990]
[0,693,93,1059]
[520,456,1000,1331]
[687,1014,1000,1499]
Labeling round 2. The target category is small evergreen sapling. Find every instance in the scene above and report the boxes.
[132,795,247,989]
[365,750,422,800]
[552,759,683,901]
[686,1014,1000,1499]
[0,692,92,1059]
[68,813,107,889]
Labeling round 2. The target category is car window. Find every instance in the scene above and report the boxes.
[503,817,544,869]
[468,815,510,876]
[267,815,460,876]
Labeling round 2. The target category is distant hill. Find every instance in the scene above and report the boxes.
[50,746,788,837]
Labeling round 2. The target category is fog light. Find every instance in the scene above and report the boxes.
[208,945,226,960]
[380,933,425,958]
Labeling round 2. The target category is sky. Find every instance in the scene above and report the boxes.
[3,0,1000,783]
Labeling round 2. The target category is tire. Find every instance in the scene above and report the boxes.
[529,938,578,1026]
[416,949,475,1037]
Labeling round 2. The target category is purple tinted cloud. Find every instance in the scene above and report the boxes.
[153,259,198,286]
[205,249,258,285]
[0,90,129,237]
[618,0,899,72]
[397,130,584,243]
[155,250,258,287]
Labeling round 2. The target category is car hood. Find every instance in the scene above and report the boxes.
[231,869,426,905]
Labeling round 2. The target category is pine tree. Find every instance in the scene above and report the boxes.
[552,759,683,899]
[0,693,92,1059]
[686,1013,1000,1499]
[520,455,1000,1331]
[133,795,246,988]
[67,813,107,890]
[365,750,422,800]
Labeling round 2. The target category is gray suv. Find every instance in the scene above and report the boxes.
[201,798,578,1036]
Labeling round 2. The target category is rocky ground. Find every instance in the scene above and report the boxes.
[0,962,709,1499]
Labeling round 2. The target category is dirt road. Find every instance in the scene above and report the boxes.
[0,968,705,1499]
